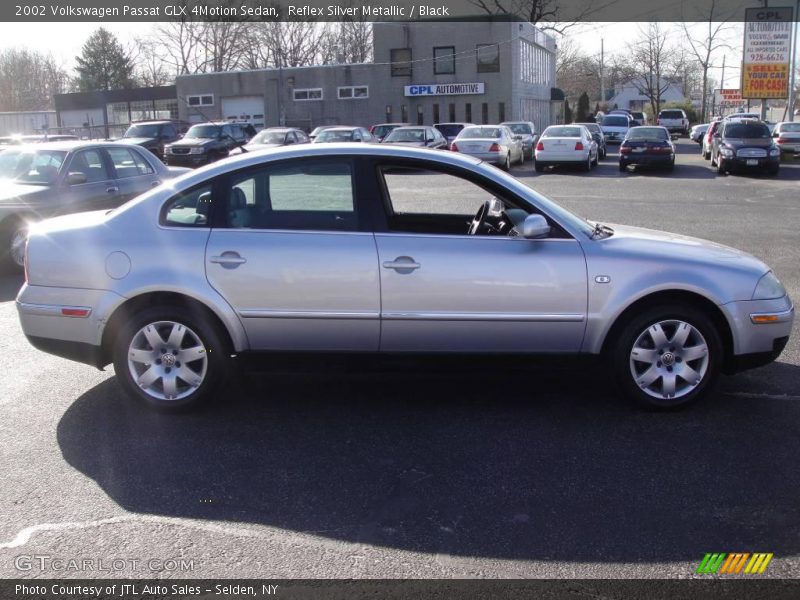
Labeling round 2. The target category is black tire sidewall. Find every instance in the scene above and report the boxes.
[612,304,723,410]
[112,305,230,411]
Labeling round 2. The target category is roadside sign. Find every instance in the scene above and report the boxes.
[741,6,794,99]
[715,89,748,111]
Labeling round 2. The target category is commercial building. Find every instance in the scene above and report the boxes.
[0,111,57,136]
[176,21,561,132]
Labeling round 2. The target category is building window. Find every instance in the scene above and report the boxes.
[482,103,489,124]
[391,48,412,77]
[433,104,440,124]
[433,46,455,75]
[417,105,424,125]
[154,98,178,120]
[476,44,500,73]
[401,104,408,122]
[386,105,393,121]
[294,88,323,101]
[499,102,505,122]
[187,94,214,107]
[465,103,472,123]
[448,103,456,122]
[338,86,369,100]
[106,102,129,125]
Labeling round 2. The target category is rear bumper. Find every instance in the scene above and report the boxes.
[461,151,506,164]
[620,154,673,166]
[535,151,590,164]
[25,335,105,368]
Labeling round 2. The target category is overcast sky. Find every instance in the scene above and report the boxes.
[0,21,745,87]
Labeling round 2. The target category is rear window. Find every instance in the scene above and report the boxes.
[543,127,584,137]
[505,123,532,134]
[779,123,800,132]
[724,123,770,138]
[602,116,629,127]
[659,110,684,119]
[435,124,466,137]
[627,127,669,141]
[459,127,501,139]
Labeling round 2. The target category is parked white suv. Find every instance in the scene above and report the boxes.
[657,109,689,136]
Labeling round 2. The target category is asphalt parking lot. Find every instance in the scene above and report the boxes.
[0,138,798,580]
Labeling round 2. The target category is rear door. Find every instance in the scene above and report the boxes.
[205,157,380,351]
[59,147,120,212]
[105,146,162,203]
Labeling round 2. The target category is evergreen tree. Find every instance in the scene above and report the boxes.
[75,28,135,91]
[576,92,590,122]
[564,99,572,124]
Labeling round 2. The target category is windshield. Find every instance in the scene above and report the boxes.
[372,125,400,138]
[315,130,354,142]
[185,125,221,139]
[627,127,669,141]
[460,127,501,139]
[505,123,532,134]
[435,124,465,137]
[780,123,800,132]
[124,124,161,138]
[0,149,66,184]
[543,126,583,138]
[725,123,770,138]
[602,116,629,127]
[385,129,425,142]
[251,130,287,145]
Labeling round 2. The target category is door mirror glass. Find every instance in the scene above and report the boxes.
[522,214,551,239]
[66,172,87,185]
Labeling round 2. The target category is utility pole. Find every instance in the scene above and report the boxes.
[600,38,605,105]
[760,0,769,120]
[788,0,799,121]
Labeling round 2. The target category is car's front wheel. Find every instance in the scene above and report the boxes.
[1,217,27,271]
[112,305,230,411]
[612,305,722,409]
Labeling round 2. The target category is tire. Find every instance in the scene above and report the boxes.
[1,217,27,272]
[716,158,726,175]
[112,304,231,412]
[703,150,711,160]
[710,152,717,167]
[611,304,722,410]
[666,159,675,172]
[591,152,598,167]
[767,165,779,176]
[502,153,511,171]
[583,156,592,172]
[535,162,545,173]
[619,161,628,172]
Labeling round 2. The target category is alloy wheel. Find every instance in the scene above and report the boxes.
[9,225,27,267]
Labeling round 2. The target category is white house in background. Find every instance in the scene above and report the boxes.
[608,78,685,111]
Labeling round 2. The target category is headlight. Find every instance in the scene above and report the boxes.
[719,147,735,157]
[769,147,780,157]
[752,271,786,300]
[189,147,206,155]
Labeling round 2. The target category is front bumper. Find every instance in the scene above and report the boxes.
[719,155,780,171]
[165,153,211,167]
[722,295,794,373]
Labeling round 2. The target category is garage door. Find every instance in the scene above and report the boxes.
[221,96,265,130]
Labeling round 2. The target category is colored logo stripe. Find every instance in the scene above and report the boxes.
[698,553,773,574]
[697,553,726,574]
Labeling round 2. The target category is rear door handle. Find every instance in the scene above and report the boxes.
[210,251,247,268]
[151,180,161,188]
[106,186,119,193]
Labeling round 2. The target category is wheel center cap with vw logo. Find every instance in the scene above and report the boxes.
[661,352,676,366]
[162,354,177,367]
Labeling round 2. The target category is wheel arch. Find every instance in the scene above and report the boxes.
[100,291,241,366]
[599,289,735,371]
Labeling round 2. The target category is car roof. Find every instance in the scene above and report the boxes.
[322,126,361,132]
[129,120,179,125]
[7,140,152,151]
[435,122,474,126]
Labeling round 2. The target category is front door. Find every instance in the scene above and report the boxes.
[59,148,120,213]
[372,163,588,353]
[205,158,380,351]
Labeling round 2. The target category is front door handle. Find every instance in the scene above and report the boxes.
[210,251,247,269]
[382,256,421,273]
[151,180,161,188]
[106,186,119,194]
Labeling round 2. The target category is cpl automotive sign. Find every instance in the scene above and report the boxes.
[404,83,485,97]
[741,7,794,99]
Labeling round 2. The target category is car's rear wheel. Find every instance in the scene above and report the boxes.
[703,149,711,160]
[619,161,628,172]
[583,156,592,171]
[502,153,511,171]
[612,305,722,410]
[1,217,27,271]
[112,305,230,411]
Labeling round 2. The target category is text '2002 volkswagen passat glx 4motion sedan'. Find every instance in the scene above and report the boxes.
[16,145,794,411]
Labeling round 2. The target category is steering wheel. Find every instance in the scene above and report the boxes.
[468,200,491,235]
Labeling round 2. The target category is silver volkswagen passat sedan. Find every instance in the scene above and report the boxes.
[16,145,793,411]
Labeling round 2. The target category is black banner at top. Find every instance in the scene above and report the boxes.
[1,0,779,22]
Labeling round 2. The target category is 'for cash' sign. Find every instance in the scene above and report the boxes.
[741,7,794,99]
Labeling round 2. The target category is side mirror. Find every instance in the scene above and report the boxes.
[522,214,551,239]
[66,172,87,185]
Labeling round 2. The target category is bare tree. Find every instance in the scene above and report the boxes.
[132,37,173,87]
[0,48,70,111]
[469,0,597,33]
[627,23,674,116]
[681,1,734,122]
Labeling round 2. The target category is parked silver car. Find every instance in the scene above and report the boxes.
[16,145,793,411]
[0,141,187,269]
[451,125,524,170]
[500,121,538,160]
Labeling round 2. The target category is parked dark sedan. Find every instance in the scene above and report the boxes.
[381,126,448,149]
[229,127,309,155]
[710,119,780,176]
[575,122,607,159]
[164,122,249,167]
[619,126,675,172]
[0,141,187,268]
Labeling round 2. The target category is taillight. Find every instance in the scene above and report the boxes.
[620,145,632,154]
[450,142,459,152]
[777,137,788,143]
[536,141,544,151]
[489,143,501,152]
[575,142,584,150]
